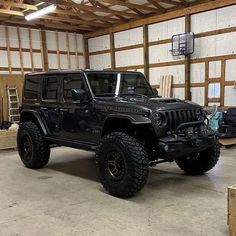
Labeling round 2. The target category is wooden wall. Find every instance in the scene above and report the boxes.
[86,5,236,108]
[0,74,23,122]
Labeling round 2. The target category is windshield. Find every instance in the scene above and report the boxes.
[86,72,154,97]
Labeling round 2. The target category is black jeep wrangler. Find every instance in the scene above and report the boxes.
[18,70,220,197]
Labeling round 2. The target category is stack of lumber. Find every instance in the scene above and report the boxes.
[0,130,17,150]
[228,185,236,236]
[159,75,173,98]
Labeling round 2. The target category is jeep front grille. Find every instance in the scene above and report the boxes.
[165,109,199,131]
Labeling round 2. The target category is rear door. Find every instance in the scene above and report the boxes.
[40,76,61,136]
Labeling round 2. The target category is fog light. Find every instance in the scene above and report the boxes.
[164,145,169,151]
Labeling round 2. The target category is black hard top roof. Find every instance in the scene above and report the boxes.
[25,69,143,77]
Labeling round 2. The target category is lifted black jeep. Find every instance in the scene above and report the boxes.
[18,70,220,197]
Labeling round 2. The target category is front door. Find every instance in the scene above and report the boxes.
[59,73,98,143]
[40,76,60,136]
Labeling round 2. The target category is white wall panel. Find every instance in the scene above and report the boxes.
[58,32,67,51]
[0,51,8,67]
[68,33,76,52]
[148,17,185,42]
[76,34,84,52]
[19,28,30,48]
[191,11,217,33]
[149,65,184,85]
[31,29,40,49]
[70,55,77,69]
[0,25,6,47]
[8,27,19,48]
[209,61,221,78]
[208,83,221,98]
[225,86,236,106]
[216,5,236,29]
[190,63,205,83]
[172,88,185,100]
[46,31,57,50]
[89,53,111,69]
[115,27,143,48]
[11,51,21,67]
[60,54,69,69]
[225,59,236,81]
[149,43,183,63]
[115,48,143,67]
[22,52,31,68]
[193,33,236,59]
[88,35,110,52]
[48,54,58,69]
[191,87,205,106]
[33,53,42,68]
[78,56,85,69]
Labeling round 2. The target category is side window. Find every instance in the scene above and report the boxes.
[42,77,58,100]
[63,74,85,101]
[24,77,40,100]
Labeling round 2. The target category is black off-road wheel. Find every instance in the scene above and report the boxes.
[17,122,50,169]
[96,132,149,198]
[175,141,220,175]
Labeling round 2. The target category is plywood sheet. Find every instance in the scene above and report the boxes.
[0,130,17,150]
[159,75,173,98]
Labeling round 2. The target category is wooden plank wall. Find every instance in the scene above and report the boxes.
[86,4,236,108]
[0,74,23,122]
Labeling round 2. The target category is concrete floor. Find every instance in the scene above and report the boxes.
[0,146,235,236]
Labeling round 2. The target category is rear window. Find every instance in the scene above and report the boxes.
[42,77,58,100]
[24,77,40,100]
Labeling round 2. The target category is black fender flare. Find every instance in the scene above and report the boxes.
[20,109,50,136]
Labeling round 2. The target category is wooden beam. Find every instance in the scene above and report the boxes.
[83,37,90,69]
[110,33,116,69]
[0,0,38,10]
[40,30,49,71]
[43,0,138,18]
[5,26,12,74]
[28,28,35,72]
[205,61,209,106]
[85,0,236,38]
[97,0,160,12]
[66,32,71,69]
[185,14,191,100]
[16,27,24,75]
[0,9,24,16]
[56,31,61,69]
[143,25,149,79]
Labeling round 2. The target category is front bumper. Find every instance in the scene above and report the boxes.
[157,121,216,159]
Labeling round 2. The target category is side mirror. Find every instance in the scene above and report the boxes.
[71,89,88,102]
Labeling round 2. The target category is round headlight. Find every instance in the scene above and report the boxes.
[195,109,203,121]
[154,113,163,126]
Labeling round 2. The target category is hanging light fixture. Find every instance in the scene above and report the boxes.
[25,4,57,21]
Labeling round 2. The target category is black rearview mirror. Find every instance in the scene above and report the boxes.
[71,89,88,102]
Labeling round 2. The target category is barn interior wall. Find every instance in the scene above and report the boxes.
[0,25,85,75]
[87,5,236,108]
